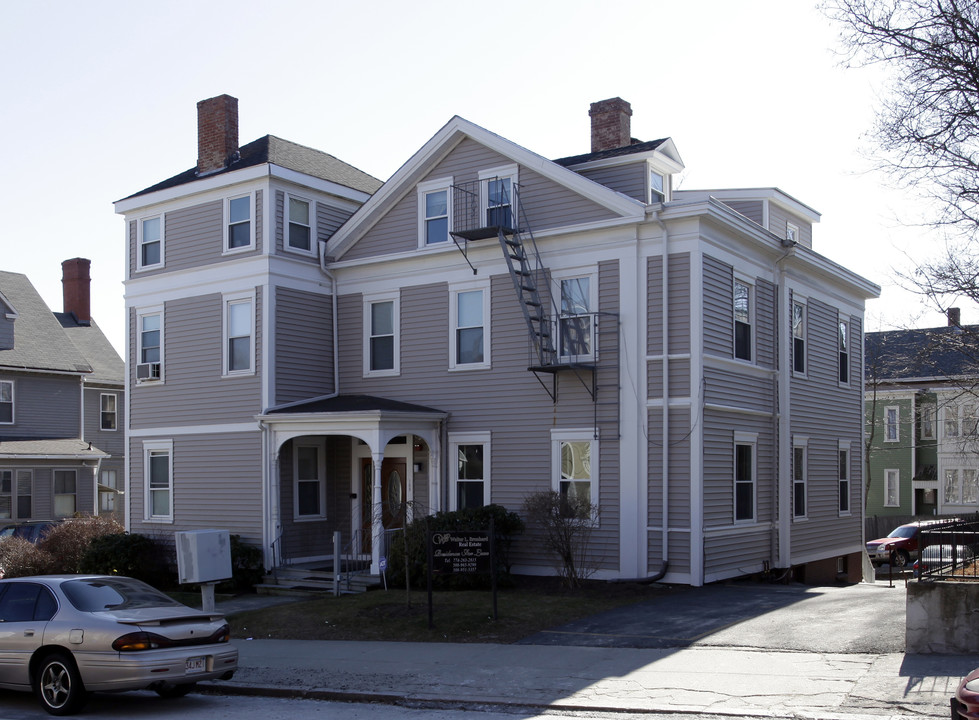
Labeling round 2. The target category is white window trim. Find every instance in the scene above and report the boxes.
[293,438,327,521]
[136,305,164,385]
[733,430,757,524]
[792,297,807,377]
[838,315,851,387]
[363,291,400,378]
[838,440,851,516]
[733,275,754,364]
[550,428,600,514]
[793,436,808,520]
[222,290,256,377]
[143,439,173,523]
[285,193,316,256]
[478,165,518,230]
[0,468,33,520]
[53,469,77,518]
[417,177,453,249]
[884,468,900,507]
[884,405,900,443]
[647,162,669,203]
[99,392,118,431]
[223,192,255,255]
[786,222,799,244]
[449,280,491,370]
[552,267,598,362]
[136,214,164,271]
[0,379,13,425]
[448,432,492,511]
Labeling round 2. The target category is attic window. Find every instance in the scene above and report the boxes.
[650,171,665,203]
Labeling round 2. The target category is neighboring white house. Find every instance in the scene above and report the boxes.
[115,95,879,586]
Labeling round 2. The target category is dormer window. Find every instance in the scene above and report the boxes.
[786,222,799,244]
[650,171,665,203]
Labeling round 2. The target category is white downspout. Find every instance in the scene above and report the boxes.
[776,242,796,569]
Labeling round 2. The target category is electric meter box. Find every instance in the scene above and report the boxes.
[175,529,232,584]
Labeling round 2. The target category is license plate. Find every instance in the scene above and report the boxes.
[185,656,206,674]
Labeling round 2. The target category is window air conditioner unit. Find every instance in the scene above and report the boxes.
[136,362,161,381]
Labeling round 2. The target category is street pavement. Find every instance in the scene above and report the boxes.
[206,579,978,719]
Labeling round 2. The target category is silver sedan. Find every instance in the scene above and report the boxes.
[0,574,237,715]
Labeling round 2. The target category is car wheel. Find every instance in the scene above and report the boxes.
[155,682,196,698]
[892,550,910,568]
[34,651,88,716]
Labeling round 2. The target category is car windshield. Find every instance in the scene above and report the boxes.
[886,526,917,539]
[62,577,183,612]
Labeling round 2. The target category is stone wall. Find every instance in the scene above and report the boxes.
[906,581,979,654]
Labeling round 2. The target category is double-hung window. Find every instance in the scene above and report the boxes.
[100,393,117,431]
[418,178,451,247]
[480,166,517,231]
[945,468,961,504]
[557,273,595,360]
[734,432,756,522]
[287,195,312,253]
[364,293,399,376]
[294,440,326,519]
[53,470,76,518]
[792,299,806,374]
[226,194,253,251]
[552,430,598,519]
[920,404,936,440]
[649,170,666,203]
[138,216,163,270]
[0,380,12,423]
[450,282,489,369]
[884,406,899,442]
[793,438,808,519]
[144,440,173,521]
[884,469,900,507]
[450,433,490,510]
[136,308,163,383]
[0,469,32,520]
[839,442,851,514]
[733,279,752,361]
[839,318,850,384]
[100,469,117,513]
[224,293,255,375]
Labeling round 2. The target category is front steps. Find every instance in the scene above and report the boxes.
[256,564,381,596]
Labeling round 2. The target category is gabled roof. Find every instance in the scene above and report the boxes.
[0,271,92,375]
[121,135,382,201]
[55,314,123,385]
[328,116,647,260]
[554,138,674,166]
[865,325,979,382]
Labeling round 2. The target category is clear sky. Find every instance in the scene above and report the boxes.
[0,0,958,354]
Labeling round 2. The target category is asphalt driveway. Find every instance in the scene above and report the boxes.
[519,579,907,652]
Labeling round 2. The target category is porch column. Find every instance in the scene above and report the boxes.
[371,451,384,574]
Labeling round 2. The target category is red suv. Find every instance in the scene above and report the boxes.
[866,521,943,568]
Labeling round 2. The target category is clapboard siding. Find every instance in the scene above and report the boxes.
[128,432,263,544]
[520,166,622,231]
[769,203,812,248]
[130,290,263,428]
[0,374,79,438]
[722,200,764,225]
[647,253,692,358]
[274,286,335,404]
[702,254,732,357]
[83,387,125,458]
[574,164,646,202]
[702,410,775,527]
[789,298,864,560]
[756,278,777,369]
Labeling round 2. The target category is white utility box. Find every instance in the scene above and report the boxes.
[175,529,232,585]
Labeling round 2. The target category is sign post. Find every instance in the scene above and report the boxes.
[427,521,497,627]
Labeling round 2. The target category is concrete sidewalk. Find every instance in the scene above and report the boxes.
[204,585,976,718]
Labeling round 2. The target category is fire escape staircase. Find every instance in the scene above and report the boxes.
[449,179,617,412]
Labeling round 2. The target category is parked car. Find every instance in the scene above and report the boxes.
[0,575,237,715]
[912,544,975,577]
[866,521,944,568]
[952,666,979,719]
[0,521,57,544]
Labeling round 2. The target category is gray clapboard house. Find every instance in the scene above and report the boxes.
[115,94,878,585]
[0,260,124,524]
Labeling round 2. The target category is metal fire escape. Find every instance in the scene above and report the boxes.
[449,179,618,417]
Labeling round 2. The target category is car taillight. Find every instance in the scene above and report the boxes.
[212,624,231,643]
[112,631,173,651]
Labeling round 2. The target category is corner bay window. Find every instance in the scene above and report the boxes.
[227,195,251,249]
[288,196,311,251]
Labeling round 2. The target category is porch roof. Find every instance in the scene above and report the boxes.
[266,394,445,416]
[0,438,109,460]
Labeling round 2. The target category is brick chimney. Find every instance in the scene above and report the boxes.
[590,97,633,153]
[62,258,91,325]
[197,94,239,175]
[948,307,961,327]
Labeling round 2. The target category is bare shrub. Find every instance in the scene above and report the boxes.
[522,490,599,590]
[40,515,125,574]
[0,537,56,578]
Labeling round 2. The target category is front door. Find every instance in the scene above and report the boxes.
[360,458,407,552]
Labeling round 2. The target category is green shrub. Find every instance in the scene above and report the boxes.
[0,537,56,578]
[79,532,175,587]
[40,515,124,573]
[385,504,524,590]
[218,535,264,593]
